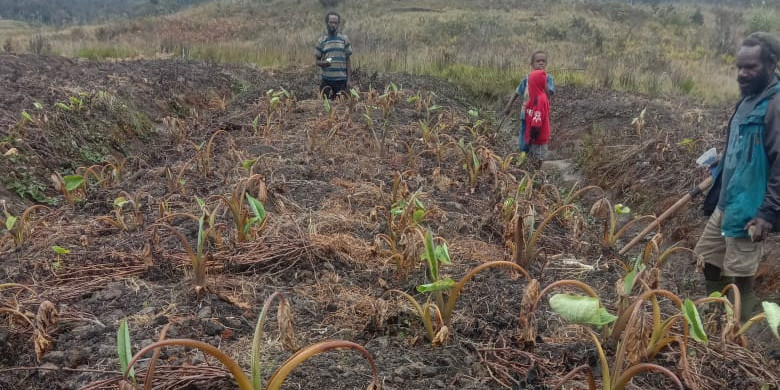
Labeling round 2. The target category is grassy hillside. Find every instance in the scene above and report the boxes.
[0,0,210,25]
[2,0,779,103]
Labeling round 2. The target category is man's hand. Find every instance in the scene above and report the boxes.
[316,59,332,68]
[745,217,772,242]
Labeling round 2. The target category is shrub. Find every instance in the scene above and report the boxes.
[690,9,704,26]
[3,38,14,53]
[27,34,52,55]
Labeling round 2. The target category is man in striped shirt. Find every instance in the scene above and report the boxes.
[315,12,352,98]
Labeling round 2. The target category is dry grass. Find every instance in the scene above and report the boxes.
[3,0,778,103]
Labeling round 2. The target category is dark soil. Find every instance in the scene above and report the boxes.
[0,53,777,390]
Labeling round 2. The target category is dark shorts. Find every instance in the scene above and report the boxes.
[320,79,347,99]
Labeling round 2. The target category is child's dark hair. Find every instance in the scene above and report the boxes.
[530,51,547,63]
[325,11,341,24]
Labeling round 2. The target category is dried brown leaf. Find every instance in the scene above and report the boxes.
[34,329,52,363]
[432,325,450,347]
[372,298,389,332]
[278,298,297,352]
[589,198,609,219]
[517,279,539,350]
[624,312,651,365]
[255,180,268,203]
[35,300,58,329]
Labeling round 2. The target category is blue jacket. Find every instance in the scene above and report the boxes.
[718,79,780,237]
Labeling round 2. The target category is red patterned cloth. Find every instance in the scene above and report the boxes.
[523,69,551,145]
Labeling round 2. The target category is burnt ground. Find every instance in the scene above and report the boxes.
[0,53,777,390]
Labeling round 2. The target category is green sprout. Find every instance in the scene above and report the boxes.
[51,245,70,272]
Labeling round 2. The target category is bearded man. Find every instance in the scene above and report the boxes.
[697,32,780,323]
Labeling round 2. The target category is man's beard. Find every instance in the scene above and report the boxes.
[739,70,772,97]
[327,26,338,34]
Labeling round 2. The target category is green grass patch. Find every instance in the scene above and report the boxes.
[76,45,139,60]
[422,62,515,103]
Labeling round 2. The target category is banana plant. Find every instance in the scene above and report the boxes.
[553,328,683,390]
[51,172,86,204]
[212,174,268,242]
[387,228,530,344]
[513,204,578,267]
[121,293,379,390]
[695,285,780,346]
[151,197,224,296]
[590,198,656,249]
[457,138,481,192]
[549,289,687,390]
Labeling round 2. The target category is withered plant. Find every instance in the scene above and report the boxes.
[515,279,607,351]
[0,284,58,363]
[512,204,578,267]
[545,284,692,389]
[341,87,361,128]
[256,88,293,137]
[151,197,225,297]
[75,158,127,189]
[386,257,530,345]
[614,235,699,314]
[164,162,190,195]
[1,200,51,247]
[553,328,684,390]
[211,174,268,243]
[695,284,780,346]
[189,129,232,178]
[543,182,604,208]
[386,228,531,345]
[162,116,188,145]
[457,139,482,193]
[606,288,702,386]
[631,107,647,138]
[373,172,432,278]
[589,197,656,249]
[407,90,437,115]
[306,95,342,154]
[51,172,86,204]
[97,191,150,232]
[375,83,402,156]
[120,293,379,390]
[464,109,487,141]
[500,171,537,227]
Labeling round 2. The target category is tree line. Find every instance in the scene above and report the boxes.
[0,0,209,25]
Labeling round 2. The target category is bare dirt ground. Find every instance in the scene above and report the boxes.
[0,53,777,390]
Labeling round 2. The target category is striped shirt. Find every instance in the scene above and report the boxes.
[315,33,352,81]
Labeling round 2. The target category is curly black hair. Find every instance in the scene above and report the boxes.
[325,11,341,24]
[743,32,780,67]
[530,50,547,64]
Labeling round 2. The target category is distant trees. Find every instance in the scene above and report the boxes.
[319,0,340,7]
[0,0,209,25]
[690,8,704,25]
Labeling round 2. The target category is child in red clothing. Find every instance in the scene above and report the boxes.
[523,69,551,160]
